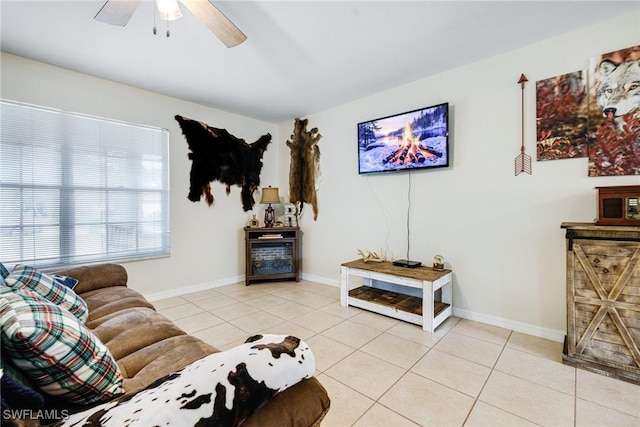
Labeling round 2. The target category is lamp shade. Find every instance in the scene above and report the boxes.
[260,187,280,204]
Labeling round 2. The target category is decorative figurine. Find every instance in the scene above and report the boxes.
[433,255,445,271]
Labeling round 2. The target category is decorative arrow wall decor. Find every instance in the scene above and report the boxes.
[515,73,532,176]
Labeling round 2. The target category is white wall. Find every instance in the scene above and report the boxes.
[0,52,280,297]
[279,10,640,340]
[2,10,639,341]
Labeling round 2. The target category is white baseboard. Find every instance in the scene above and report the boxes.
[452,307,566,343]
[145,275,244,302]
[146,273,336,302]
[301,272,340,287]
[145,272,566,343]
[303,273,566,343]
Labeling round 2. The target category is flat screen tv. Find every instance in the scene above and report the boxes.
[357,102,449,174]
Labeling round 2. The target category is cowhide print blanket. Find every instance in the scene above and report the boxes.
[287,118,321,220]
[56,335,315,427]
[175,115,272,212]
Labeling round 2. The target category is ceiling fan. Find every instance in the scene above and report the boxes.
[94,0,246,48]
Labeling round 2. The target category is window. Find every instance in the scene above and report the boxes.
[0,99,170,269]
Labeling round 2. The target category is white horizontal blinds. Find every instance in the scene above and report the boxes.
[0,102,62,265]
[0,99,170,269]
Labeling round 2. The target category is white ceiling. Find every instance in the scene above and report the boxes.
[1,1,638,122]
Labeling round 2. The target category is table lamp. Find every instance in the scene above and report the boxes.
[260,186,280,227]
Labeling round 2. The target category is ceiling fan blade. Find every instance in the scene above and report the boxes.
[180,0,247,48]
[94,0,141,27]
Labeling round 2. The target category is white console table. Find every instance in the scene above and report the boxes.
[340,259,452,332]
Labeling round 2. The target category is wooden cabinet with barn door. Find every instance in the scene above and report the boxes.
[561,222,640,384]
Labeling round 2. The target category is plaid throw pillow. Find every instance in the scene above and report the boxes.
[0,288,124,405]
[4,265,88,322]
[0,262,9,279]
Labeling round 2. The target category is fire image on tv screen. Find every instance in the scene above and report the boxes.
[357,102,449,174]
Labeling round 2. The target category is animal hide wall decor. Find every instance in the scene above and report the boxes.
[287,118,321,220]
[175,115,272,211]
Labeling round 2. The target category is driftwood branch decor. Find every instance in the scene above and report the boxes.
[175,115,272,211]
[357,249,386,263]
[287,118,321,220]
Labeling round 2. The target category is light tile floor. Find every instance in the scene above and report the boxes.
[154,280,640,426]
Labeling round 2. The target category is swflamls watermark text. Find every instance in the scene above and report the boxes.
[2,409,70,421]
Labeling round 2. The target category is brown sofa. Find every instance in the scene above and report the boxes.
[53,263,330,426]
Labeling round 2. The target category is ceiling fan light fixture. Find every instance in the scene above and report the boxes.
[94,0,246,47]
[156,0,182,21]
